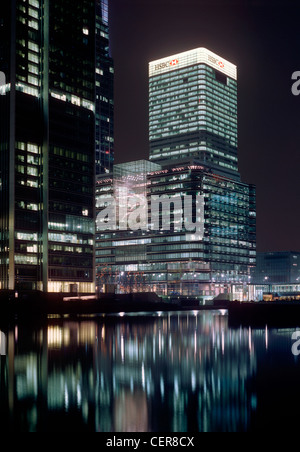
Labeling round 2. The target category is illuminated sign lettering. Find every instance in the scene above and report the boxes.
[208,54,225,70]
[155,59,179,71]
[150,48,237,80]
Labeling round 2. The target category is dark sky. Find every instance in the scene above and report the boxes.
[109,0,300,253]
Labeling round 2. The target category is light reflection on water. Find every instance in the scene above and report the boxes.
[0,310,299,432]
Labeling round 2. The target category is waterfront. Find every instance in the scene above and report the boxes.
[0,310,300,432]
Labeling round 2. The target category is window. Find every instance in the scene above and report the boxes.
[28,41,39,53]
[29,0,39,7]
[28,64,39,75]
[28,20,39,30]
[28,52,39,64]
[28,8,39,19]
[28,75,38,86]
[27,167,38,177]
[28,144,39,154]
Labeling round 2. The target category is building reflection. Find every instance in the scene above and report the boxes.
[0,311,292,432]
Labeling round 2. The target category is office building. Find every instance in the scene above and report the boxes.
[95,0,114,175]
[251,252,300,301]
[96,48,256,299]
[0,0,113,292]
[96,160,256,298]
[252,252,300,285]
[149,48,239,181]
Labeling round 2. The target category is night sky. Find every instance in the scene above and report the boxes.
[109,0,300,253]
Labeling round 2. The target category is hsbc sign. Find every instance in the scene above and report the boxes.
[208,54,225,70]
[150,48,237,80]
[155,59,179,71]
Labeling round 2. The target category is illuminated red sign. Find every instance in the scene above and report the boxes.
[170,59,179,67]
[218,61,225,69]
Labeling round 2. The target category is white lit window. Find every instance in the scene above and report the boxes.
[28,143,39,154]
[28,75,39,86]
[16,232,38,241]
[16,142,26,151]
[27,155,38,165]
[83,28,89,36]
[28,52,39,64]
[28,41,39,53]
[28,20,39,30]
[28,64,39,75]
[15,255,38,265]
[27,245,38,253]
[27,167,38,177]
[28,8,39,19]
[27,203,38,211]
[29,0,39,7]
[16,82,36,96]
[27,180,38,188]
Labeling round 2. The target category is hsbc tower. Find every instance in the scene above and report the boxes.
[149,48,240,181]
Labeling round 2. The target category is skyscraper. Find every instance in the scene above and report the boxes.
[95,0,114,175]
[149,48,239,181]
[96,47,256,300]
[0,0,113,293]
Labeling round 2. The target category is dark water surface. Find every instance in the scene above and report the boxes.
[0,310,300,432]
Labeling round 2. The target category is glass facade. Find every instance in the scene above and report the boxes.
[0,0,113,292]
[95,0,114,175]
[96,162,256,298]
[251,252,300,285]
[95,48,256,300]
[149,48,239,181]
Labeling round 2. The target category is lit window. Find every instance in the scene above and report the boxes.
[28,52,39,64]
[29,0,39,7]
[15,255,38,265]
[28,167,38,177]
[27,155,38,165]
[28,143,39,154]
[27,203,38,211]
[27,245,38,253]
[28,8,39,19]
[28,20,39,30]
[28,64,39,75]
[16,232,38,241]
[27,180,38,188]
[28,41,39,53]
[28,75,39,86]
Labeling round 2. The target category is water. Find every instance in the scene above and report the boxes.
[0,310,300,432]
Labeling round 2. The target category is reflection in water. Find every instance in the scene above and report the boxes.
[0,311,299,432]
